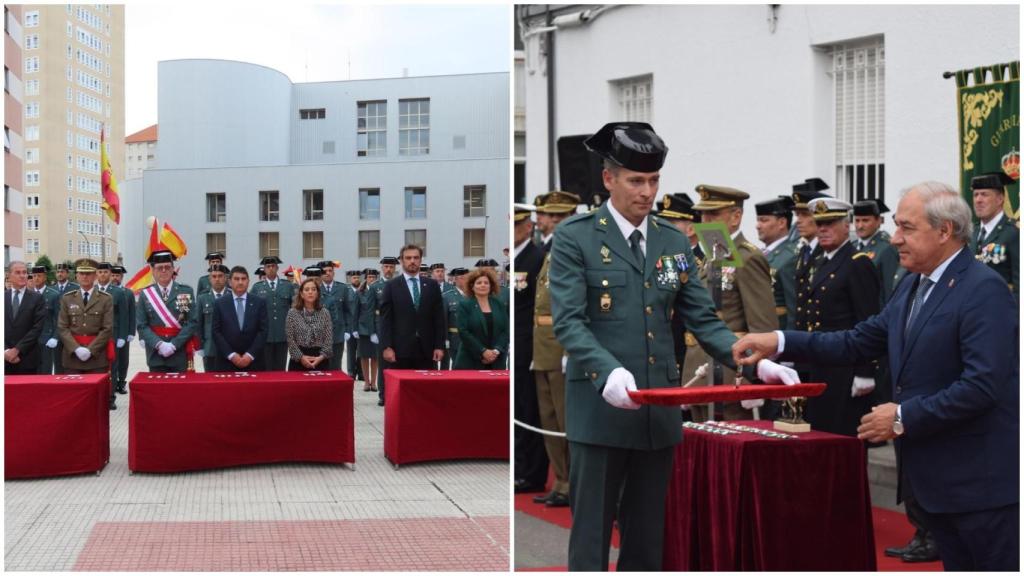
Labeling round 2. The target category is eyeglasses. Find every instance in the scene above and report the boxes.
[153,265,173,272]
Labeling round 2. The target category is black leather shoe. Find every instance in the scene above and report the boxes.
[902,541,939,563]
[109,398,117,410]
[545,492,570,508]
[514,479,546,494]
[885,534,924,558]
[116,383,127,395]
[377,399,385,406]
[532,491,556,504]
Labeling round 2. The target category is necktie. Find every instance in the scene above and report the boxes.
[83,291,89,306]
[11,290,21,317]
[629,229,645,268]
[799,243,811,266]
[270,281,276,291]
[976,225,986,250]
[905,275,934,334]
[410,278,420,308]
[236,297,245,330]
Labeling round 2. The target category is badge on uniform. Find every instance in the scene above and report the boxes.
[514,271,528,291]
[655,255,679,288]
[600,245,612,263]
[673,253,690,284]
[600,292,612,312]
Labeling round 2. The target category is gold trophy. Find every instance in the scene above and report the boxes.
[774,397,811,433]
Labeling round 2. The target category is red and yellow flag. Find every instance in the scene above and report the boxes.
[160,222,187,258]
[100,128,120,224]
[124,266,153,295]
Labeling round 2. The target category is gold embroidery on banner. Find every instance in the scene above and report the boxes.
[961,88,1004,171]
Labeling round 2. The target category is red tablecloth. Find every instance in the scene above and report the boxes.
[384,369,509,465]
[5,374,110,479]
[129,370,354,473]
[664,420,876,571]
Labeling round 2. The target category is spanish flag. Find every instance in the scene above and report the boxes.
[160,222,187,258]
[124,266,153,295]
[100,128,120,224]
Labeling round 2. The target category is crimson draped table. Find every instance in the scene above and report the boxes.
[129,370,354,473]
[663,420,876,571]
[5,374,110,479]
[383,369,509,466]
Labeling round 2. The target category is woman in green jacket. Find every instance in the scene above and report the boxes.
[453,268,509,369]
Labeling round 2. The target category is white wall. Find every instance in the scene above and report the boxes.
[523,4,1019,241]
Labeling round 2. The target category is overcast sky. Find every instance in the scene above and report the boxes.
[125,2,510,134]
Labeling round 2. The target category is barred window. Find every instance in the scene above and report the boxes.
[829,38,886,204]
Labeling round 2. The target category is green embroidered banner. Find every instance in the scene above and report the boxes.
[956,61,1019,217]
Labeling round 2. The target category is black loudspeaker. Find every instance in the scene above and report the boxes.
[557,135,607,207]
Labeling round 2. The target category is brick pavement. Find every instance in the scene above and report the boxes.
[5,344,509,571]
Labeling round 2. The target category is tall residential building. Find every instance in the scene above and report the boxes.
[124,123,156,179]
[19,4,124,265]
[5,5,26,266]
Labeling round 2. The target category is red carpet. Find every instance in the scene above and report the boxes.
[517,483,941,572]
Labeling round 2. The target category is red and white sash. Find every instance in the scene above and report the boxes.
[142,285,181,329]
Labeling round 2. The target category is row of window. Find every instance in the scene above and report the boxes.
[22,172,101,196]
[206,228,487,261]
[300,98,431,157]
[205,185,486,223]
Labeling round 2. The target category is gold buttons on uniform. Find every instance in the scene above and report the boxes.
[647,331,654,340]
[645,306,653,315]
[644,281,651,289]
[602,279,609,287]
[591,372,598,380]
[648,356,656,365]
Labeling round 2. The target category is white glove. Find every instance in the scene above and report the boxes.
[46,338,58,349]
[741,398,765,410]
[851,376,875,398]
[74,346,92,361]
[561,355,567,374]
[352,331,359,338]
[756,359,801,385]
[126,335,134,343]
[157,342,176,357]
[370,334,379,344]
[344,332,351,342]
[602,367,641,410]
[681,404,690,411]
[195,348,205,358]
[116,338,125,349]
[138,338,147,348]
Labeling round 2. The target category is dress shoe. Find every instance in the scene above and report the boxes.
[902,541,939,563]
[363,384,372,392]
[109,398,117,410]
[885,534,924,558]
[514,479,546,494]
[116,383,127,395]
[532,491,556,504]
[377,399,385,406]
[545,492,570,508]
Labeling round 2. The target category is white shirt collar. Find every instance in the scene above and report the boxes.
[824,239,850,260]
[212,289,225,298]
[764,236,788,253]
[541,232,554,246]
[924,247,964,287]
[605,200,649,249]
[157,281,173,294]
[514,237,533,258]
[232,291,247,301]
[81,286,93,298]
[798,237,818,251]
[403,272,419,282]
[982,211,1004,236]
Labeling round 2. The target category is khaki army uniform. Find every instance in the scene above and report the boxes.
[532,252,569,497]
[57,289,114,373]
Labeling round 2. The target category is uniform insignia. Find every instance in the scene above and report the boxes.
[600,245,612,263]
[721,267,736,291]
[673,253,690,284]
[599,292,612,312]
[514,271,528,291]
[853,252,872,260]
[599,217,608,226]
[948,278,956,288]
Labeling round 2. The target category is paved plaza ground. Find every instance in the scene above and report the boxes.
[5,344,510,571]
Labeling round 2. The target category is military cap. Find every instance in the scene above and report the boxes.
[111,265,127,274]
[379,256,399,265]
[475,258,499,267]
[534,190,581,214]
[346,269,361,277]
[303,266,323,277]
[260,256,282,266]
[316,260,335,269]
[204,251,224,261]
[255,266,265,277]
[56,262,73,271]
[74,258,99,273]
[96,262,113,271]
[808,197,852,222]
[792,178,832,209]
[450,267,469,276]
[852,199,890,217]
[755,195,796,217]
[147,250,176,265]
[362,268,379,276]
[693,185,750,211]
[514,203,537,222]
[655,193,696,220]
[31,265,48,274]
[208,264,231,274]
[584,122,668,173]
[419,264,429,273]
[429,263,446,271]
[971,171,1015,191]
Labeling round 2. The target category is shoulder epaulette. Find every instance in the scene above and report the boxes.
[741,241,760,253]
[852,252,871,260]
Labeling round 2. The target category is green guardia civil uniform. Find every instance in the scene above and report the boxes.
[764,237,798,328]
[196,289,227,371]
[98,282,129,393]
[196,274,211,296]
[116,283,137,389]
[370,275,389,397]
[249,276,295,370]
[970,213,1019,299]
[35,284,62,375]
[137,281,199,372]
[856,230,901,302]
[320,278,354,371]
[442,288,466,370]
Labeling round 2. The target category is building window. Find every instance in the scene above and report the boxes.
[303,189,324,221]
[299,108,326,120]
[68,218,73,233]
[25,172,40,187]
[206,233,226,258]
[357,100,387,157]
[829,38,886,204]
[259,190,279,222]
[404,187,426,218]
[25,34,39,49]
[613,74,653,122]
[25,102,40,118]
[463,228,486,258]
[464,185,486,217]
[303,231,324,259]
[25,80,40,96]
[25,125,40,140]
[405,230,427,257]
[399,98,430,155]
[359,188,380,220]
[26,195,40,208]
[25,148,39,164]
[259,232,280,259]
[25,216,40,231]
[206,193,226,222]
[24,57,39,74]
[26,239,40,254]
[358,231,380,259]
[24,10,40,27]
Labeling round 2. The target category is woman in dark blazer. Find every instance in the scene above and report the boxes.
[453,268,509,369]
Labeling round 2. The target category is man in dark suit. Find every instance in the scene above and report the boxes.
[379,244,446,405]
[735,182,1019,571]
[5,261,47,374]
[213,266,269,372]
